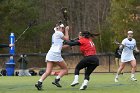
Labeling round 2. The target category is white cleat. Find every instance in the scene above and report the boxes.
[71,81,79,87]
[131,77,137,81]
[115,78,119,83]
[79,84,87,90]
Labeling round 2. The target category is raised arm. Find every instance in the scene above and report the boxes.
[62,26,69,40]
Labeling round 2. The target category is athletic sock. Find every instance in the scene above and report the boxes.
[56,76,61,79]
[83,79,88,85]
[38,79,43,83]
[115,74,119,79]
[131,73,135,78]
[74,75,79,82]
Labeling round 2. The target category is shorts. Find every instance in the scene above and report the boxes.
[79,55,99,66]
[45,51,64,62]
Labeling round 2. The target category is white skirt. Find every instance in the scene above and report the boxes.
[121,55,135,62]
[45,51,64,62]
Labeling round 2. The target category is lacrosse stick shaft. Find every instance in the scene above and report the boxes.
[15,26,30,43]
[114,40,135,50]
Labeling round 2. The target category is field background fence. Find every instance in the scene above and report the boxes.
[0,53,140,73]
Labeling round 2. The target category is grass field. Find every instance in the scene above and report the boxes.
[0,73,140,93]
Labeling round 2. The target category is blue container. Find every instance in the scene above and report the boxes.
[6,56,15,76]
[6,63,15,76]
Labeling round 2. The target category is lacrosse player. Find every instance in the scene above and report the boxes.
[115,31,139,82]
[35,23,69,90]
[65,31,99,90]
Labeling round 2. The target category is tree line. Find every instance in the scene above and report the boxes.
[0,0,140,53]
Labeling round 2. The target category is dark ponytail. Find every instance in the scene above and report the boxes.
[81,31,100,38]
[81,31,91,38]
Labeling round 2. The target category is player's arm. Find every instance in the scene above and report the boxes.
[119,45,124,50]
[64,40,81,46]
[134,46,139,52]
[134,40,139,52]
[62,26,69,40]
[119,39,125,50]
[0,44,14,48]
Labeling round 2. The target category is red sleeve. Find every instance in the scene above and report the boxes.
[78,39,84,45]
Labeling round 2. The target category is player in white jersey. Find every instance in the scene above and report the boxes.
[35,23,69,90]
[115,31,139,82]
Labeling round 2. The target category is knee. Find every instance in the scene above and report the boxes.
[132,65,136,68]
[75,68,80,73]
[119,66,124,70]
[75,66,81,71]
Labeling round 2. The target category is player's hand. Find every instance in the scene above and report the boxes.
[9,44,14,47]
[65,26,69,31]
[134,49,140,55]
[136,49,140,53]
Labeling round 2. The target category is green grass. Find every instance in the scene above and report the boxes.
[0,73,140,93]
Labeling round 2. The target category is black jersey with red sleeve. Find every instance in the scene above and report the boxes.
[78,38,96,56]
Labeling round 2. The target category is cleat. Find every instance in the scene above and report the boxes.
[52,79,62,88]
[35,81,42,90]
[71,81,79,87]
[115,78,119,82]
[80,85,87,90]
[131,77,137,81]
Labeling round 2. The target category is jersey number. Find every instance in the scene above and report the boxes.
[127,46,135,50]
[89,41,94,47]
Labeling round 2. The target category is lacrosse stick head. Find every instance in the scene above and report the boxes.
[114,39,121,45]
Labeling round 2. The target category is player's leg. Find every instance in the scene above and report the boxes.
[119,58,124,74]
[130,60,137,81]
[52,61,68,87]
[115,62,126,82]
[115,58,119,68]
[80,56,99,90]
[80,64,98,90]
[71,59,87,87]
[35,62,53,90]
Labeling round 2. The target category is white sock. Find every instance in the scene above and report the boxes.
[56,75,61,79]
[115,74,119,79]
[39,79,43,82]
[83,79,88,85]
[131,73,135,78]
[74,75,79,82]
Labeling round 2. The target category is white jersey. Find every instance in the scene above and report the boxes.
[121,38,136,62]
[49,31,64,53]
[45,30,64,62]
